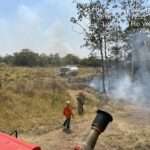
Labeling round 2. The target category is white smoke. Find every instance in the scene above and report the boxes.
[90,31,150,104]
[110,31,150,104]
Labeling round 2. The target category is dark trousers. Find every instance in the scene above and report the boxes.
[63,117,71,129]
[78,103,84,115]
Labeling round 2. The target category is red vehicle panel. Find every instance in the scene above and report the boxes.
[0,132,41,150]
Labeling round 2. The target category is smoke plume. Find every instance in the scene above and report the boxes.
[91,31,150,104]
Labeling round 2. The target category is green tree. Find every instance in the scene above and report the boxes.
[3,55,14,65]
[38,54,49,67]
[71,0,114,93]
[117,0,150,79]
[48,53,61,66]
[63,54,80,65]
[120,0,146,30]
[80,55,100,67]
[13,49,39,67]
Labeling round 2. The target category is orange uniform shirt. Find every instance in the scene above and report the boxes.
[63,106,73,118]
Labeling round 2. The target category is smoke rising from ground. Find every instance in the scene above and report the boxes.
[91,32,150,104]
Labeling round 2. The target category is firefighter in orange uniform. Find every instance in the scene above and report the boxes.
[63,101,73,132]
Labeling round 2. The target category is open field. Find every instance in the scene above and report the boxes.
[0,65,150,150]
[20,101,150,150]
[0,66,69,132]
[0,65,96,133]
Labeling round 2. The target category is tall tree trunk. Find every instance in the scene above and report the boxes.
[104,36,109,91]
[115,23,120,79]
[99,38,106,93]
[104,36,107,61]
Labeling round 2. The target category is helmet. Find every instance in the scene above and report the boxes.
[66,100,70,104]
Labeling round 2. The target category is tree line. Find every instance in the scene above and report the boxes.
[0,49,101,67]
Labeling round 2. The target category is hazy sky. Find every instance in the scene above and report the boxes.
[0,0,89,57]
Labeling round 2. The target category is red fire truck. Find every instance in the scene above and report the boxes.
[0,132,41,150]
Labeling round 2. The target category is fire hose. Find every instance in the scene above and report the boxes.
[74,109,113,150]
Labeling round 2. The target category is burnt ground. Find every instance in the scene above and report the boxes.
[20,100,150,150]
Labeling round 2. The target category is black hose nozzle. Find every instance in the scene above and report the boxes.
[74,110,113,150]
[92,110,113,133]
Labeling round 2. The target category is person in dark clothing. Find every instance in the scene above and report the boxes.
[77,92,85,115]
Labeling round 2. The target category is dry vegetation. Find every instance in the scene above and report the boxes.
[77,67,97,77]
[0,65,72,133]
[0,65,97,133]
[0,65,150,150]
[21,98,150,150]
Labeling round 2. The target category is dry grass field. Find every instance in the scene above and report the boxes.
[0,65,150,150]
[21,99,150,150]
[0,65,95,132]
[0,65,71,132]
